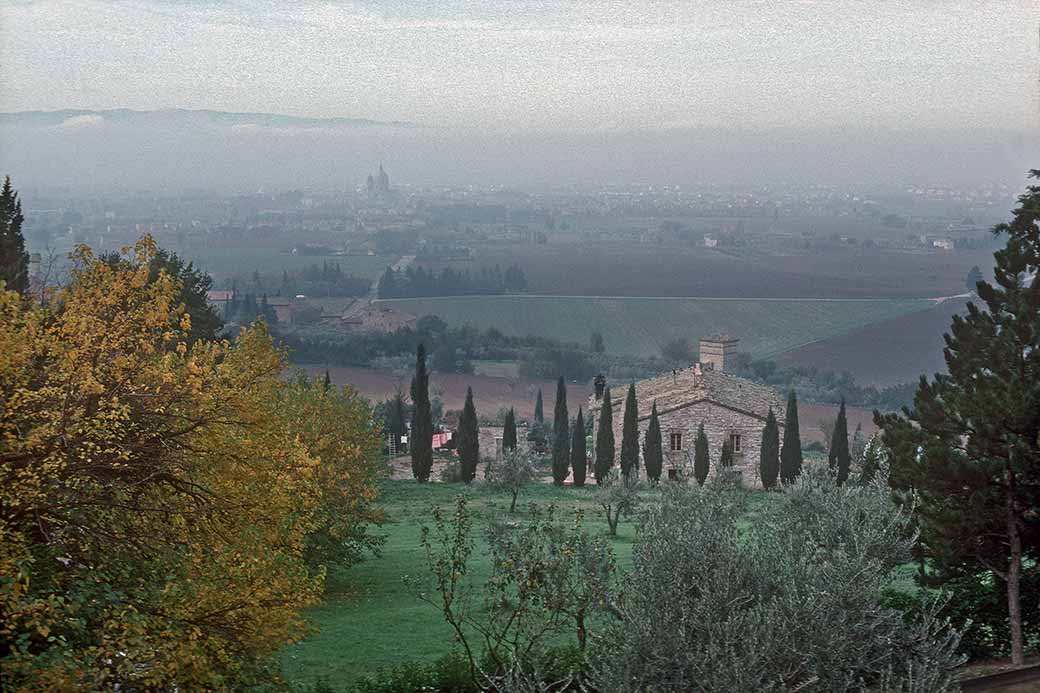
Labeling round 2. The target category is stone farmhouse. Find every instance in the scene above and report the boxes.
[588,335,786,485]
[478,423,530,462]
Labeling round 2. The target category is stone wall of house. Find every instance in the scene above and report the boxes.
[478,424,529,463]
[592,400,784,487]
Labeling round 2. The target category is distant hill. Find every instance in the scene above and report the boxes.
[0,108,418,129]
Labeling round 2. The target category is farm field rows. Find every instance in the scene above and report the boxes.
[775,298,971,386]
[375,295,934,359]
[421,237,992,299]
[167,245,395,281]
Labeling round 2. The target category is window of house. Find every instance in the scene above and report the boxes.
[730,433,742,454]
[669,432,683,451]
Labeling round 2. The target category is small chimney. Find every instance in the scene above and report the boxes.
[594,374,606,400]
[698,334,739,373]
[693,362,702,376]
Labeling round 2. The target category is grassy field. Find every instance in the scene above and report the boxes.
[278,476,916,690]
[375,295,933,358]
[279,480,643,689]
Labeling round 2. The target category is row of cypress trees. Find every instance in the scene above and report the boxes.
[410,341,824,489]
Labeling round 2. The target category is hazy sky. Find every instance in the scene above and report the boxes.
[2,0,1038,132]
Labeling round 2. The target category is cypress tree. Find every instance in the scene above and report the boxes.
[643,401,663,483]
[620,382,640,479]
[594,387,615,484]
[386,388,408,453]
[534,389,544,423]
[571,408,587,487]
[410,343,433,482]
[719,438,734,468]
[551,376,570,485]
[828,399,851,485]
[759,408,780,489]
[780,390,803,485]
[502,408,517,451]
[694,422,710,486]
[322,369,332,392]
[457,386,479,483]
[0,176,28,296]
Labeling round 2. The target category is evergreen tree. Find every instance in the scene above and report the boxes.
[828,399,852,485]
[780,390,803,485]
[551,376,570,485]
[594,387,615,484]
[323,369,332,392]
[850,423,867,470]
[457,387,479,483]
[384,387,409,452]
[966,264,983,293]
[589,331,605,353]
[502,408,517,451]
[759,408,780,489]
[410,343,433,482]
[694,422,710,486]
[102,247,223,342]
[571,408,587,487]
[642,401,663,483]
[877,170,1040,664]
[620,382,640,479]
[534,388,544,423]
[719,438,734,468]
[0,176,28,296]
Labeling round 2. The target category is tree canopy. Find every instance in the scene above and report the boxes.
[877,170,1040,664]
[0,175,28,296]
[0,237,381,688]
[551,376,570,485]
[594,388,615,484]
[410,343,433,481]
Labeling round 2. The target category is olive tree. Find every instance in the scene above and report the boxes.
[596,470,640,537]
[588,464,964,692]
[485,447,537,512]
[417,497,617,691]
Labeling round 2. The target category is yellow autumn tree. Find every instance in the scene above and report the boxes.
[0,237,380,690]
[276,371,385,571]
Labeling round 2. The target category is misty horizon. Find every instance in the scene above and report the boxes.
[2,106,1037,193]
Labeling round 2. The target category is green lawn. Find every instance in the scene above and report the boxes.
[375,295,932,358]
[278,479,776,690]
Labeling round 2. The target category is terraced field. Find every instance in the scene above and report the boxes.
[375,295,934,359]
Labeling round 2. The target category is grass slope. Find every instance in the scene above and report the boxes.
[279,480,646,689]
[376,295,932,358]
[280,476,918,689]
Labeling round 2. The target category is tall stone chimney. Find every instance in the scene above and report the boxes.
[593,374,606,400]
[698,335,739,373]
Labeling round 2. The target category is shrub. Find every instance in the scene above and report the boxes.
[348,650,476,692]
[882,570,1040,662]
[588,469,964,692]
[415,498,614,691]
[440,460,465,483]
[803,440,826,453]
[485,448,536,512]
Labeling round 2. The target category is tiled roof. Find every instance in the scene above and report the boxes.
[589,365,786,424]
